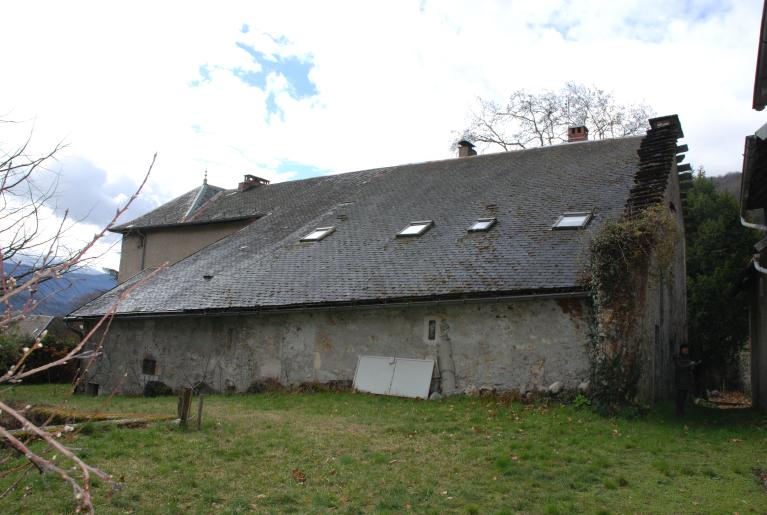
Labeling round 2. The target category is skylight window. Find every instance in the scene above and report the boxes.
[301,227,335,242]
[553,212,591,229]
[468,217,497,232]
[397,221,434,237]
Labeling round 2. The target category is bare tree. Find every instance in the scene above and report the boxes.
[457,82,654,152]
[0,122,161,513]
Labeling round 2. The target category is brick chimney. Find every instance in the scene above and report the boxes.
[238,174,270,192]
[567,126,589,143]
[457,140,477,157]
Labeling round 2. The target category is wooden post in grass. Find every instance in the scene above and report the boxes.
[179,388,193,428]
[196,394,204,431]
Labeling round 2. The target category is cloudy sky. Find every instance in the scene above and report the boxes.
[1,0,764,268]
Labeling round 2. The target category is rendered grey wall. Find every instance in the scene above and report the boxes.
[84,297,592,396]
[117,219,252,283]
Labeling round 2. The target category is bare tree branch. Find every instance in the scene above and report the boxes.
[455,82,654,153]
[0,123,159,511]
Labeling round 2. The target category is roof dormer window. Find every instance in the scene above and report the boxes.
[468,217,497,232]
[301,227,335,242]
[397,221,434,237]
[553,212,591,229]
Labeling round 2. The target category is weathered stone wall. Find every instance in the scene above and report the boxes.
[83,297,592,396]
[117,219,252,282]
[636,163,688,403]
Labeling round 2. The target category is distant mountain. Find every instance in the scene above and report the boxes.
[710,172,741,200]
[4,264,116,316]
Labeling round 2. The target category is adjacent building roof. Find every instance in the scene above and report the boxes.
[6,315,55,339]
[741,133,767,211]
[74,118,684,318]
[111,182,230,232]
[755,0,767,111]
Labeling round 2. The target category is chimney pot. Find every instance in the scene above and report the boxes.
[567,126,589,143]
[238,174,270,192]
[457,140,477,157]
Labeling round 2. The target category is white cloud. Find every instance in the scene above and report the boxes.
[0,0,763,266]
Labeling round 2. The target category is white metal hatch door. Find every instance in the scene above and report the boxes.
[353,355,434,399]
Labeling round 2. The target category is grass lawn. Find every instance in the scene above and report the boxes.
[1,385,766,514]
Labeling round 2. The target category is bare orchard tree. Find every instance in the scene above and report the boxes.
[458,82,654,152]
[0,123,161,513]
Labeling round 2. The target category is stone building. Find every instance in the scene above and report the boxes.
[71,116,689,401]
[738,0,767,411]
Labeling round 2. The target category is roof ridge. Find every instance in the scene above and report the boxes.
[111,183,225,232]
[208,135,648,194]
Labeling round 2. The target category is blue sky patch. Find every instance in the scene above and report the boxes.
[234,42,318,100]
[680,0,731,21]
[189,34,317,117]
[189,64,212,87]
[276,160,328,181]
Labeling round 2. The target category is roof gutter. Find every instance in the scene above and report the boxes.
[68,289,590,321]
[109,214,262,234]
[753,257,767,276]
[740,131,767,276]
[739,214,767,232]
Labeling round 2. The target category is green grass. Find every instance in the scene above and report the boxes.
[1,384,766,513]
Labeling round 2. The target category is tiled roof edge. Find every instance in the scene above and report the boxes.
[625,115,684,218]
[68,287,591,319]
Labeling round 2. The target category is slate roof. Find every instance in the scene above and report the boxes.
[111,182,228,231]
[73,130,680,318]
[7,315,54,339]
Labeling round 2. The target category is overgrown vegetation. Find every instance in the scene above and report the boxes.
[1,386,765,513]
[588,205,677,411]
[0,332,78,383]
[685,171,760,390]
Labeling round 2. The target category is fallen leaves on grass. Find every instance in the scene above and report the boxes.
[708,391,752,408]
[753,468,767,491]
[292,468,306,484]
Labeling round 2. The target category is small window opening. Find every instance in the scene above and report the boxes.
[428,320,437,340]
[553,212,591,229]
[301,226,335,242]
[397,220,434,237]
[142,358,157,375]
[86,383,100,396]
[468,217,497,232]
